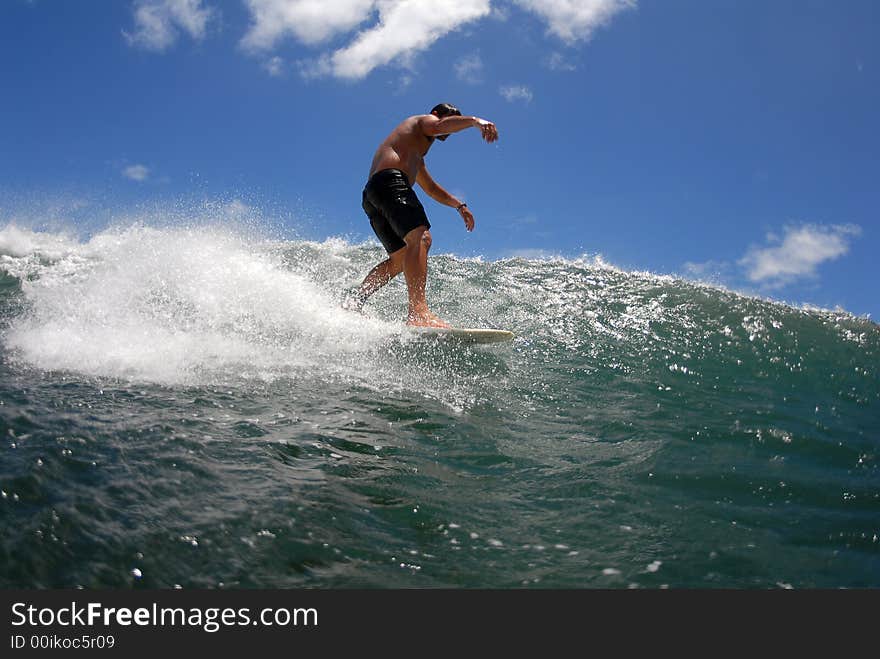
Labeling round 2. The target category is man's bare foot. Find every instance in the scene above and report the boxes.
[341,289,367,314]
[407,310,451,328]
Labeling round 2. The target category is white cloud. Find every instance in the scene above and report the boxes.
[546,51,577,71]
[500,84,533,103]
[242,0,490,80]
[123,164,151,181]
[738,224,862,287]
[455,52,484,84]
[124,0,213,51]
[489,5,510,22]
[391,72,415,95]
[240,0,376,51]
[324,1,491,80]
[240,1,631,80]
[264,55,284,76]
[296,56,333,80]
[513,0,636,44]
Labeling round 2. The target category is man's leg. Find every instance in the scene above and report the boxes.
[402,226,449,327]
[346,248,406,311]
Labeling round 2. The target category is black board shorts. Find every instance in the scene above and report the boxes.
[362,168,430,254]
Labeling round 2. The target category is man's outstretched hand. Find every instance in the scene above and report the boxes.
[475,118,498,143]
[460,205,475,232]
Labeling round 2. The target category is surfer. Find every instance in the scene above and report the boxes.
[345,103,498,327]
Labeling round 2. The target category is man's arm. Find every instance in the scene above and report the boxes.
[416,166,475,232]
[419,114,498,143]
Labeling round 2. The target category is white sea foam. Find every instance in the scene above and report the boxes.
[1,223,398,385]
[0,223,81,264]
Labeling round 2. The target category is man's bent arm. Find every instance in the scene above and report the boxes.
[420,114,498,143]
[417,167,475,232]
[416,166,462,208]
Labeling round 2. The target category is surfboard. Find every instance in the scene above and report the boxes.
[410,327,515,344]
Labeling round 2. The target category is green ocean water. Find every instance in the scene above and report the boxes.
[0,223,877,588]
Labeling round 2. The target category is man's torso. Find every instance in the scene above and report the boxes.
[368,115,433,185]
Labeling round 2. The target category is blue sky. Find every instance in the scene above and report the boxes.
[1,0,877,318]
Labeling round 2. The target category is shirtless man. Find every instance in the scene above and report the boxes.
[347,103,498,327]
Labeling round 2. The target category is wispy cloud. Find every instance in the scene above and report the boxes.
[123,0,213,52]
[321,1,491,80]
[122,164,151,181]
[242,0,490,80]
[738,223,862,288]
[263,55,284,77]
[500,84,534,103]
[238,0,632,80]
[455,52,484,84]
[489,4,511,22]
[240,0,375,51]
[545,51,577,71]
[512,0,636,44]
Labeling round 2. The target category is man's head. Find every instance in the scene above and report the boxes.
[430,103,461,141]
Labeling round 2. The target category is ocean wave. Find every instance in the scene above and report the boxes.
[0,221,876,406]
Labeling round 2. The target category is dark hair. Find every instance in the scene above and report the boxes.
[431,103,462,118]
